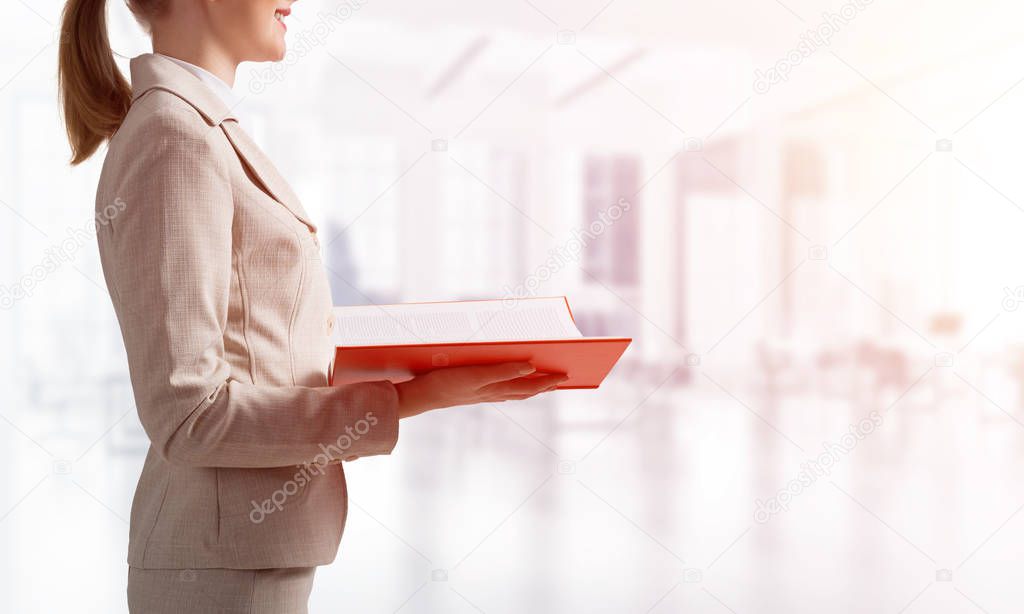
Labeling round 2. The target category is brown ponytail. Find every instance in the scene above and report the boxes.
[58,0,134,165]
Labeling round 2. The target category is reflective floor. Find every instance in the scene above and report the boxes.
[3,353,1023,613]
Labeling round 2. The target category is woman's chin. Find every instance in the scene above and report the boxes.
[251,50,286,64]
[252,38,287,63]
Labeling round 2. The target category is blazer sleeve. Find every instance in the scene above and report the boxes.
[100,108,399,468]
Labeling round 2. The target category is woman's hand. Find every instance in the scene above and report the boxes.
[394,362,567,419]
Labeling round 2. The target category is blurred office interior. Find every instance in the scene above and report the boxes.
[3,0,1024,612]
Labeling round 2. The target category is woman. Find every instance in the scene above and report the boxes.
[57,1,567,612]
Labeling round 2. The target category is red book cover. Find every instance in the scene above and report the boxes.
[329,297,631,389]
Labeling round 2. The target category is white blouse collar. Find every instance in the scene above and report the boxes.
[156,53,246,125]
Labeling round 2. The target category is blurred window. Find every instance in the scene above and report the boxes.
[582,155,640,286]
[331,141,401,302]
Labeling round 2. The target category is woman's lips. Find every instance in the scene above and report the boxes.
[274,8,290,31]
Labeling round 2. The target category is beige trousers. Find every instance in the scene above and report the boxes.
[127,566,316,614]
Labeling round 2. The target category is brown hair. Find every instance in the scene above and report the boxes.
[58,0,163,165]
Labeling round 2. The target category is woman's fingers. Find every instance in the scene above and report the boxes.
[396,363,567,419]
[457,362,537,387]
[496,384,563,402]
[497,389,558,401]
[477,373,567,399]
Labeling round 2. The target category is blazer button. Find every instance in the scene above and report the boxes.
[310,230,320,248]
[327,313,336,335]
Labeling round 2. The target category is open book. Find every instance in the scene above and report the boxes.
[329,297,630,389]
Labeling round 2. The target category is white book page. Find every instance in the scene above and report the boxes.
[332,297,582,346]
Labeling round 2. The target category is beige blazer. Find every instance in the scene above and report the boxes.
[96,54,400,569]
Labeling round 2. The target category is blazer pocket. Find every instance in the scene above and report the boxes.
[217,466,314,520]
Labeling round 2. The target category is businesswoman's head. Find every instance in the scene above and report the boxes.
[58,0,294,164]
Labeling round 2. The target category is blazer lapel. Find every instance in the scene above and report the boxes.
[220,120,318,233]
[129,54,318,233]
